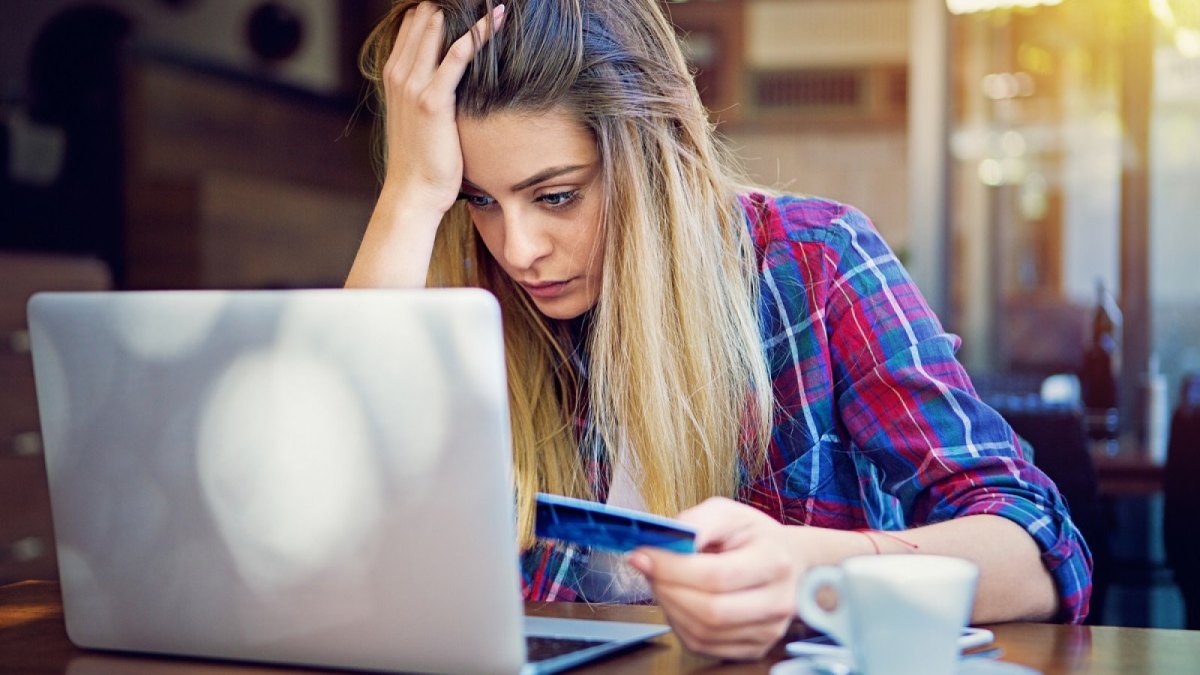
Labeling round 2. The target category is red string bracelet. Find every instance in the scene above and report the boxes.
[858,530,881,555]
[855,529,919,554]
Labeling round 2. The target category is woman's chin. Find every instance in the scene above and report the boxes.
[526,291,597,321]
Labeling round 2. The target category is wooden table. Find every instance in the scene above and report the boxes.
[1089,433,1167,497]
[3,580,1199,674]
[1092,447,1165,497]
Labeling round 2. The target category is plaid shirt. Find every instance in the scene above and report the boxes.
[521,193,1093,623]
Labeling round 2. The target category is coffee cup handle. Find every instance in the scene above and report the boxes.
[795,565,850,646]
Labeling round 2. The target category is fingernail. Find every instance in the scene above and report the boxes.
[629,552,653,575]
[494,4,505,18]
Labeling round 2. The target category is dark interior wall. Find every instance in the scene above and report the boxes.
[1,0,385,288]
[3,6,131,280]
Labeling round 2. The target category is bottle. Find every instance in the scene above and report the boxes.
[1143,353,1168,464]
[1079,279,1121,439]
[1080,279,1121,408]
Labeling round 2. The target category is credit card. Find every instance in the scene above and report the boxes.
[534,492,697,554]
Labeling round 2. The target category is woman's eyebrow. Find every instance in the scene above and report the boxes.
[510,164,591,192]
[461,163,594,194]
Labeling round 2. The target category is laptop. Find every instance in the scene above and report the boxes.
[27,288,669,675]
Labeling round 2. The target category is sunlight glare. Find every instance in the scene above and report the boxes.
[947,0,1063,15]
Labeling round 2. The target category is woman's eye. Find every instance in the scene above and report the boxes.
[538,191,578,207]
[460,193,495,208]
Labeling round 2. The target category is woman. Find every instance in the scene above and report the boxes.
[346,0,1092,659]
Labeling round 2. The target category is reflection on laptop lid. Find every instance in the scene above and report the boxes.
[28,289,668,675]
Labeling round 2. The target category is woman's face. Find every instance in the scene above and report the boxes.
[457,107,606,321]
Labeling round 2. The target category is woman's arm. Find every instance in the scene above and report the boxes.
[631,501,1057,660]
[842,513,1059,623]
[345,188,447,288]
[811,203,1090,621]
[631,197,1085,660]
[344,2,503,288]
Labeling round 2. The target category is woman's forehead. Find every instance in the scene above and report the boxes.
[458,108,600,187]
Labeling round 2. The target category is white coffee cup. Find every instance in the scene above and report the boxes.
[795,554,980,675]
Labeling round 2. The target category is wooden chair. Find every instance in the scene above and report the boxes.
[993,400,1111,625]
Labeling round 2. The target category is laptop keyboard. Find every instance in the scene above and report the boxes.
[526,636,610,662]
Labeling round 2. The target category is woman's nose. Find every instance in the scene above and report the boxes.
[502,211,553,270]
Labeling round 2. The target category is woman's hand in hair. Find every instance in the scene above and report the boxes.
[346,2,503,288]
[628,498,806,660]
[379,1,503,219]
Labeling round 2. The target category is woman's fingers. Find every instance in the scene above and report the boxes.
[667,605,790,661]
[387,3,438,83]
[409,7,446,83]
[653,582,793,660]
[385,3,503,111]
[674,627,786,661]
[384,3,417,69]
[640,551,795,658]
[374,2,503,213]
[652,575,796,632]
[635,542,793,594]
[429,4,505,94]
[632,500,805,660]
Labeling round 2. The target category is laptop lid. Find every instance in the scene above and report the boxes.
[28,289,665,675]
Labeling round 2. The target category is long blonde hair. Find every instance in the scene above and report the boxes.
[361,0,773,547]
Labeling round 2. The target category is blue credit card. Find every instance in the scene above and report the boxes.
[534,493,697,554]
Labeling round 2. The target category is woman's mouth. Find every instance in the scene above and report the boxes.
[521,279,573,300]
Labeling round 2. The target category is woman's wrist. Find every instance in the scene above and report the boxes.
[783,525,877,573]
[854,529,920,556]
[346,189,449,289]
[375,182,453,233]
[782,525,922,572]
[379,169,464,215]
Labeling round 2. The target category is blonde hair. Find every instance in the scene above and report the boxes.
[361,0,773,547]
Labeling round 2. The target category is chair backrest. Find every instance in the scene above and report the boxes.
[1164,372,1200,494]
[1179,372,1200,411]
[997,404,1102,532]
[1163,372,1200,627]
[1164,374,1200,529]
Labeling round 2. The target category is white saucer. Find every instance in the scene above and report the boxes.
[770,656,1042,675]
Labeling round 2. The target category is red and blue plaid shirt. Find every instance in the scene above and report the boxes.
[521,193,1093,623]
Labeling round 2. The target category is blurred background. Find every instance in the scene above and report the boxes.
[2,0,1199,629]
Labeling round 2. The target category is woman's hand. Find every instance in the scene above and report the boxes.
[630,503,1062,660]
[380,1,503,218]
[345,2,502,289]
[628,498,806,660]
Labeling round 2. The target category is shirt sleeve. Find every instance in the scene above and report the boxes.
[815,203,1093,623]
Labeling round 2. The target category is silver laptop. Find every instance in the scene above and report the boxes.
[27,289,668,675]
